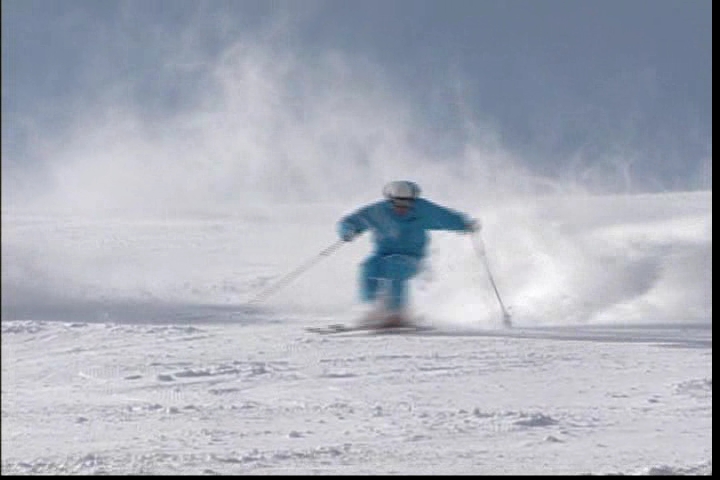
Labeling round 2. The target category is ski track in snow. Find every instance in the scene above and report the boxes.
[1,318,711,475]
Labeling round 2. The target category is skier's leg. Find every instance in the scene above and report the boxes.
[382,254,420,312]
[359,255,382,303]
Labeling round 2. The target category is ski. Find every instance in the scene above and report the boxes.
[305,323,374,334]
[305,323,435,335]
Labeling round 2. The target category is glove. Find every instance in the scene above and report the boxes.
[340,224,358,242]
[465,218,481,233]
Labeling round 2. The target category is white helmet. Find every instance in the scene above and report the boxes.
[382,180,421,200]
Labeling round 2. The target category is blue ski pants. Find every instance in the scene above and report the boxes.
[359,254,421,311]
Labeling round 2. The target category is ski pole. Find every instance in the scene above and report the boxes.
[247,239,345,305]
[470,232,512,327]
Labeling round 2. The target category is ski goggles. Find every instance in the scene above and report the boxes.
[391,197,414,208]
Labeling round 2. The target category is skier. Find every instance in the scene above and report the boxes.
[337,180,479,328]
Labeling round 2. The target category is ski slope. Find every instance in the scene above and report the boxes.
[1,190,711,475]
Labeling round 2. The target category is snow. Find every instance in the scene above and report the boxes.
[1,191,712,475]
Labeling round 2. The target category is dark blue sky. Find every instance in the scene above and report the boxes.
[2,0,712,195]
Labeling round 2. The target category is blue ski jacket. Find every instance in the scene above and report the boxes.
[337,198,472,258]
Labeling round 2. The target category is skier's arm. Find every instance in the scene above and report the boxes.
[418,199,477,232]
[337,206,372,241]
